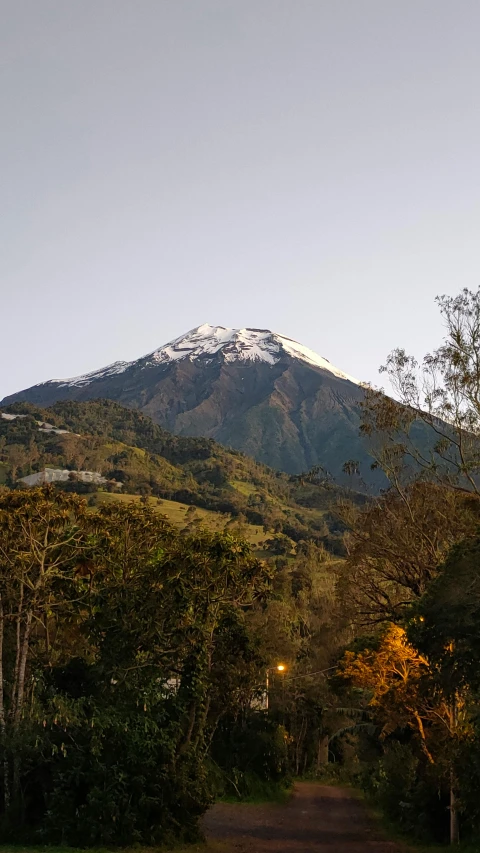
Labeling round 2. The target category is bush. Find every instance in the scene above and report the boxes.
[211,714,289,800]
[36,699,210,846]
[365,743,448,842]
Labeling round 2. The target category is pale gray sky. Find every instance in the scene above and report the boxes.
[2,1,480,398]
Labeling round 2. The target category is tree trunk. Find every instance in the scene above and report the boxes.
[449,693,459,845]
[316,735,329,772]
[14,609,32,728]
[450,771,459,845]
[11,609,33,805]
[177,702,197,760]
[295,717,307,776]
[11,583,24,721]
[0,595,9,811]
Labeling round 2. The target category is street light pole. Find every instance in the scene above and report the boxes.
[265,664,287,712]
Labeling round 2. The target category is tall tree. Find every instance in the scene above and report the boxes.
[338,483,479,625]
[362,288,480,492]
[0,486,88,807]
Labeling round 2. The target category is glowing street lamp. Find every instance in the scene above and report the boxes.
[265,664,287,710]
[276,665,287,722]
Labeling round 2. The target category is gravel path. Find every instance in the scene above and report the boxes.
[203,782,404,852]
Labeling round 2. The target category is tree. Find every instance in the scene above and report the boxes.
[338,483,479,626]
[0,486,88,809]
[339,624,465,842]
[411,535,480,692]
[408,536,480,844]
[340,625,435,760]
[4,445,29,483]
[361,288,480,493]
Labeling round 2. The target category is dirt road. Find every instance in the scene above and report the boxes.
[203,782,403,852]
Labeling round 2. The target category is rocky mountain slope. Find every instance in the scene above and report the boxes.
[2,325,376,484]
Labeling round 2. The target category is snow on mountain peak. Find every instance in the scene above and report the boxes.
[48,361,132,389]
[45,325,359,389]
[147,324,359,383]
[148,325,279,366]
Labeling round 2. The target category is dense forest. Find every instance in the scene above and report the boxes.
[2,288,480,847]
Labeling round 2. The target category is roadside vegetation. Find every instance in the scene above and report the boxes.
[331,288,480,847]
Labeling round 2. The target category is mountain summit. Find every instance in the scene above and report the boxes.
[40,325,359,389]
[2,325,373,482]
[140,324,359,380]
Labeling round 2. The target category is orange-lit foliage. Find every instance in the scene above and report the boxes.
[340,625,458,764]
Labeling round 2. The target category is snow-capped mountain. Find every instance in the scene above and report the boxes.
[2,324,373,482]
[47,325,359,389]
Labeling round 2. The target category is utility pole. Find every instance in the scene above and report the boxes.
[450,692,459,845]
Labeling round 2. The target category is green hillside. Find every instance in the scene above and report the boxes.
[0,399,352,554]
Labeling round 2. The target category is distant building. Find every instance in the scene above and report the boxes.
[1,411,74,435]
[19,469,108,487]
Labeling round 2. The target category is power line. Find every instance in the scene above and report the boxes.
[285,666,337,682]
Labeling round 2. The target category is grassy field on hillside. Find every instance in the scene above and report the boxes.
[96,492,268,549]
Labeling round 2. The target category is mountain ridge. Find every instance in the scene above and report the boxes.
[2,325,376,484]
[24,324,361,390]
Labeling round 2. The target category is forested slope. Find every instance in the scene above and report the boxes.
[0,399,353,553]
